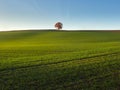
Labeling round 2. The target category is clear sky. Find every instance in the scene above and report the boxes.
[0,0,120,31]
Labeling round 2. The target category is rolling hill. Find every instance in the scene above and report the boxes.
[0,30,120,90]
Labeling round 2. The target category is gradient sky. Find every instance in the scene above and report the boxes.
[0,0,120,31]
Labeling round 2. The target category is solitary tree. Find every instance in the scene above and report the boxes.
[55,22,63,30]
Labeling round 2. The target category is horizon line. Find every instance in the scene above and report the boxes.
[0,29,120,32]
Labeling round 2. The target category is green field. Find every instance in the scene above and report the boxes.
[0,30,120,90]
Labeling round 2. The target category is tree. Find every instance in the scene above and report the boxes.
[55,22,63,30]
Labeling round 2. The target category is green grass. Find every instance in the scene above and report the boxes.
[0,30,120,90]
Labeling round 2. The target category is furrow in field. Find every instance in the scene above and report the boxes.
[0,51,119,72]
[0,52,119,90]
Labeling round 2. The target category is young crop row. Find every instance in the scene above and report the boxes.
[0,52,119,90]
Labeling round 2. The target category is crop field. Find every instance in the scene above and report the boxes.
[0,30,120,90]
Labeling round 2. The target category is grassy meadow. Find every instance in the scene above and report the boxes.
[0,30,120,90]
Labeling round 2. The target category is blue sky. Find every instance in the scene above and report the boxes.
[0,0,120,31]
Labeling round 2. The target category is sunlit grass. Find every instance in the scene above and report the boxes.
[0,30,120,90]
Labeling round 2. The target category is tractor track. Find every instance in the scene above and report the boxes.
[0,51,120,73]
